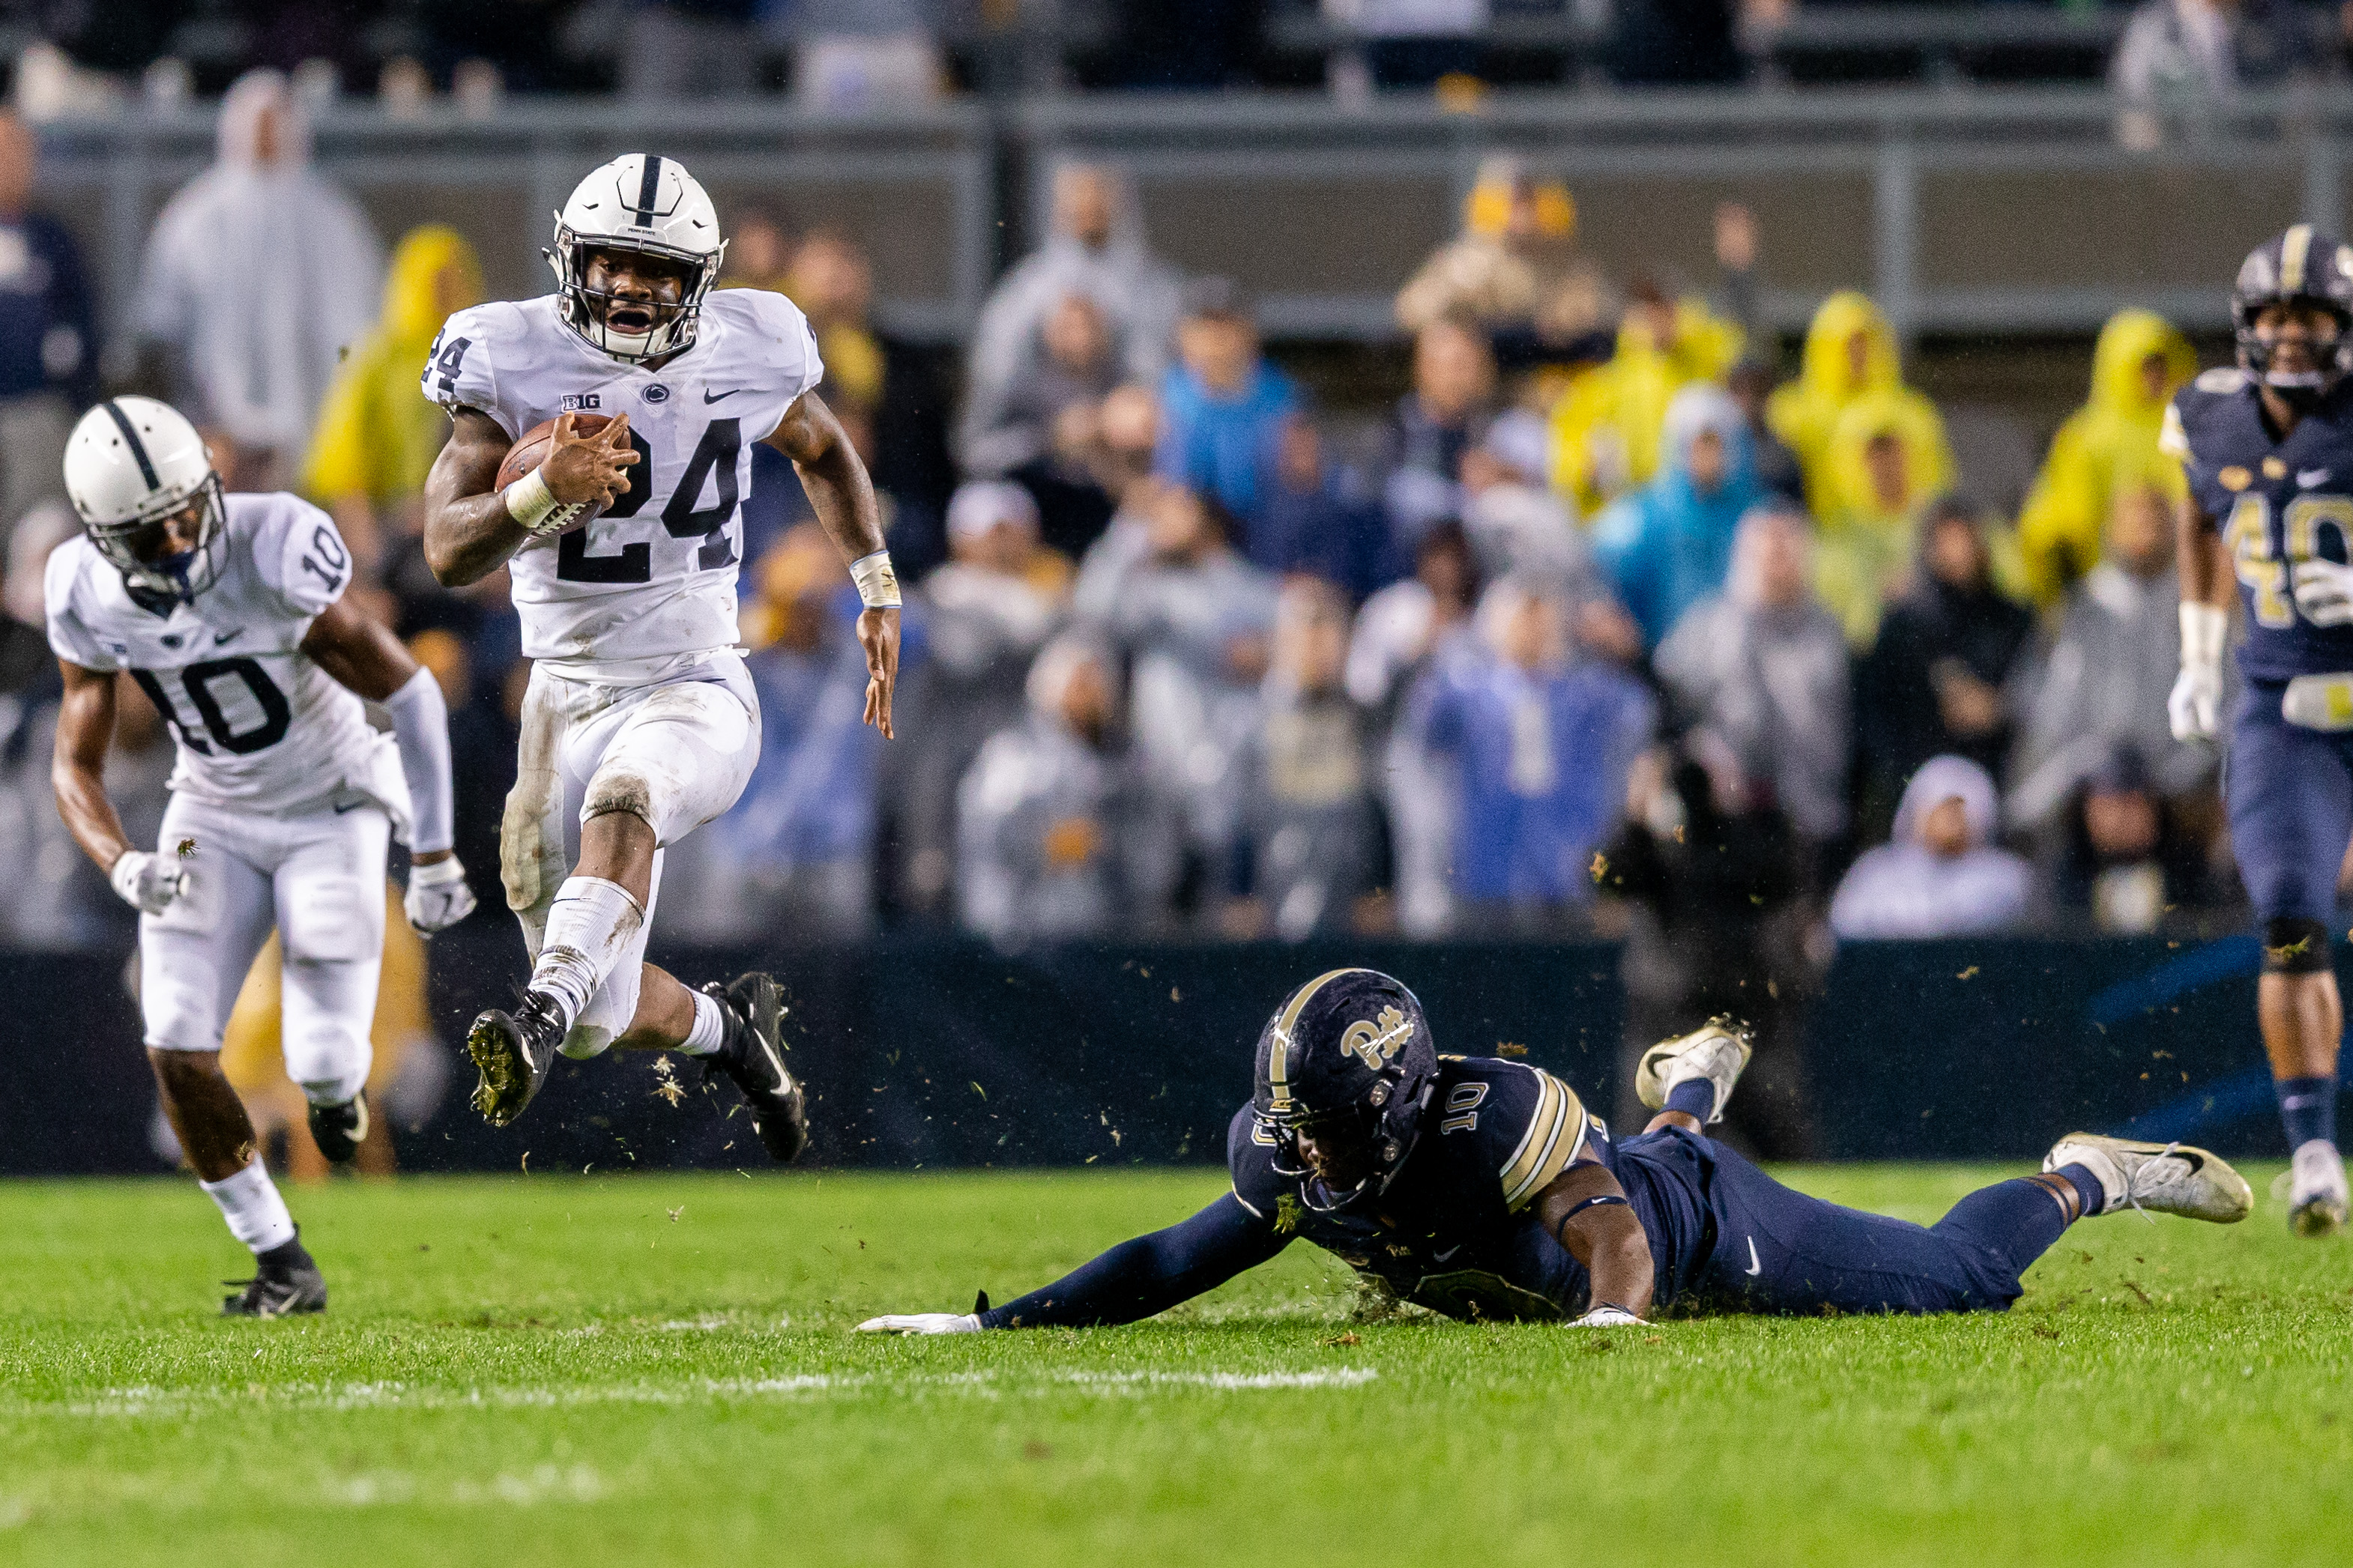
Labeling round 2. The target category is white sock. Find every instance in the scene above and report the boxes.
[679,989,727,1056]
[199,1157,296,1254]
[529,876,644,1026]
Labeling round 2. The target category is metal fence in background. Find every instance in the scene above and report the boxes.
[27,85,2353,354]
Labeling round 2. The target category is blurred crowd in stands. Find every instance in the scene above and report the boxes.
[0,60,2266,1074]
[9,0,2353,116]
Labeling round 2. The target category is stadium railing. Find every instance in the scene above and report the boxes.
[30,85,2353,356]
[1263,1,2130,88]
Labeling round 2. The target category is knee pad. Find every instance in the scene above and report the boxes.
[280,876,380,964]
[142,980,223,1055]
[582,767,656,828]
[2265,916,2334,974]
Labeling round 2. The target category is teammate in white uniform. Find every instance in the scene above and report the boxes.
[420,154,900,1155]
[47,396,473,1316]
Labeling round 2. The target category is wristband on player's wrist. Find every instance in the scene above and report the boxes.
[2180,601,2229,668]
[848,549,901,609]
[504,465,582,538]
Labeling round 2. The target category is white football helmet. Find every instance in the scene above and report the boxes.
[63,396,226,600]
[546,153,726,363]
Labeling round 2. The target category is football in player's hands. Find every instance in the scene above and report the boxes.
[496,412,635,533]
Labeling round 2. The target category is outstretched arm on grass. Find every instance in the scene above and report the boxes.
[857,1194,1289,1334]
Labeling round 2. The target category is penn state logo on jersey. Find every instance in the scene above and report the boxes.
[425,287,823,666]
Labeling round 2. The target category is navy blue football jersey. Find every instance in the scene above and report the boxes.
[1227,1056,1684,1322]
[2163,368,2353,680]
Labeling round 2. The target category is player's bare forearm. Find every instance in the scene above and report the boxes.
[422,408,530,587]
[766,391,902,738]
[766,390,884,562]
[1535,1161,1655,1320]
[302,594,420,701]
[49,662,133,873]
[2178,497,2233,610]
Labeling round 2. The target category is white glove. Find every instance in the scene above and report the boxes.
[855,1313,982,1334]
[1570,1304,1646,1328]
[2294,557,2353,627]
[2169,602,2229,744]
[110,850,186,915]
[403,856,477,935]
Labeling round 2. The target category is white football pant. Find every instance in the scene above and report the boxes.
[498,656,760,1057]
[139,790,390,1106]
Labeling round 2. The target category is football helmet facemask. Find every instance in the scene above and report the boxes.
[2232,223,2353,406]
[1252,969,1439,1213]
[547,153,725,363]
[63,396,227,602]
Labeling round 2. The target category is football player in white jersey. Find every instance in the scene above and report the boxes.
[419,153,899,1157]
[46,396,474,1316]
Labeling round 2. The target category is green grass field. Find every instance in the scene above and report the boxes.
[1,1165,2349,1567]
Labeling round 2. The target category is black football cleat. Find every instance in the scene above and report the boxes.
[703,972,809,1163]
[222,1234,326,1318]
[467,991,566,1127]
[307,1091,369,1164]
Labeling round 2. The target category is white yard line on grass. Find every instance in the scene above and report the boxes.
[16,1366,1379,1419]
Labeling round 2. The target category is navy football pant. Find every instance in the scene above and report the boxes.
[2226,679,2353,922]
[1666,1134,2072,1316]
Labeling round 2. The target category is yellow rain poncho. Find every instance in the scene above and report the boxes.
[1548,297,1745,516]
[2015,309,2195,605]
[1767,291,1952,517]
[1814,391,1956,645]
[300,224,483,511]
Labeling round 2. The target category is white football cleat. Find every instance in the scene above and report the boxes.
[1635,1017,1754,1125]
[2043,1133,2252,1224]
[2287,1140,2349,1238]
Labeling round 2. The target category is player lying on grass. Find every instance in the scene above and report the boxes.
[862,969,2251,1332]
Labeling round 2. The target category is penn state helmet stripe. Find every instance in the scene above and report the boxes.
[2284,223,2313,294]
[633,154,663,224]
[100,400,161,491]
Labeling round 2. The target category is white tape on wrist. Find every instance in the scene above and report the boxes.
[2180,601,2229,668]
[848,549,901,609]
[504,466,582,538]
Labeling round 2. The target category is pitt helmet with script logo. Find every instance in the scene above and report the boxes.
[2233,224,2353,407]
[1251,969,1437,1213]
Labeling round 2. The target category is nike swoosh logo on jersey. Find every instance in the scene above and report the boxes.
[704,387,744,402]
[1745,1236,1763,1276]
[2301,468,2333,487]
[1432,1244,1462,1263]
[333,800,366,814]
[211,628,242,645]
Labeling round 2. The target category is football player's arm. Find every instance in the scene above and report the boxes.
[764,390,901,739]
[420,408,636,588]
[300,598,475,931]
[2169,491,2233,743]
[1532,1156,1655,1324]
[51,661,181,914]
[857,1193,1288,1334]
